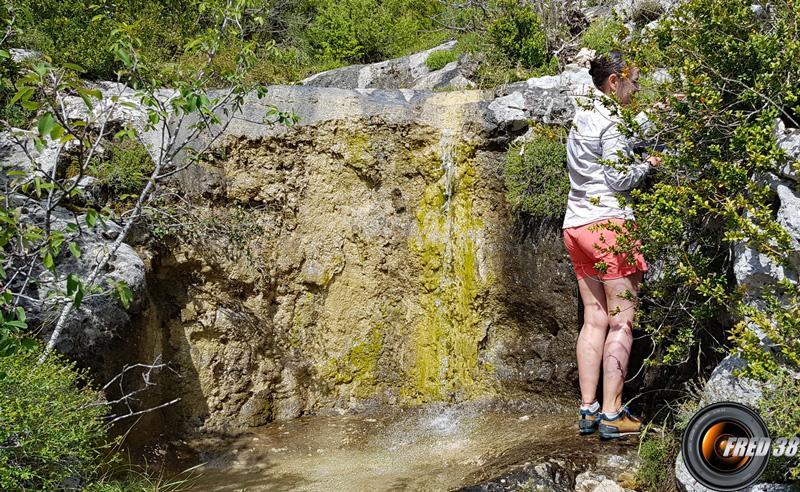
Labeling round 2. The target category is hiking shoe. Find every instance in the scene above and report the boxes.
[579,406,600,435]
[598,407,642,440]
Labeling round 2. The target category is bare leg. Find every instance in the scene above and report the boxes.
[601,271,642,414]
[576,275,608,406]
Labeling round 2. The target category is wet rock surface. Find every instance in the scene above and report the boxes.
[133,113,581,433]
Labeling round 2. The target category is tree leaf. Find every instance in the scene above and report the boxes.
[62,63,86,73]
[50,125,65,141]
[66,274,80,296]
[37,113,56,138]
[115,47,131,66]
[21,99,40,111]
[73,285,84,308]
[9,87,33,106]
[20,338,37,350]
[68,242,81,258]
[115,282,132,309]
[86,208,98,227]
[42,251,54,271]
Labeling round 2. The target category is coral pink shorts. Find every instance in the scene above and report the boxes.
[563,218,648,280]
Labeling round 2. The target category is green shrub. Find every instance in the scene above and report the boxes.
[0,348,107,490]
[758,372,800,481]
[12,0,117,79]
[580,15,627,55]
[302,0,443,64]
[603,0,800,370]
[245,45,324,85]
[455,32,558,88]
[729,280,800,379]
[425,49,458,71]
[11,0,206,80]
[637,432,679,491]
[89,139,155,202]
[504,125,570,220]
[487,0,547,69]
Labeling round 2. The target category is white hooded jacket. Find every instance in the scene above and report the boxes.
[562,96,652,229]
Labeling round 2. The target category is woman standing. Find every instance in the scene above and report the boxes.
[563,51,660,440]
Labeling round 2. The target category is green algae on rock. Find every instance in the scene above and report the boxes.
[406,139,494,402]
[319,327,384,399]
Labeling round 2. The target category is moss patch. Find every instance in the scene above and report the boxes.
[405,140,492,402]
[320,327,384,398]
[342,130,381,186]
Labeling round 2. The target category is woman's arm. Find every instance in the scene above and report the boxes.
[600,123,652,192]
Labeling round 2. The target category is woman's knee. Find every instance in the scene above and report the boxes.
[582,306,608,332]
[606,318,633,336]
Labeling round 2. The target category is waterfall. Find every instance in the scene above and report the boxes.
[408,132,489,401]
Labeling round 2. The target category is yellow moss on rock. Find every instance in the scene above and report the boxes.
[406,141,493,402]
[319,327,384,399]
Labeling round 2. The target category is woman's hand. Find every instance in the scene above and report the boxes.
[646,155,662,168]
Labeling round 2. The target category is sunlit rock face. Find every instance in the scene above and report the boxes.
[118,78,584,433]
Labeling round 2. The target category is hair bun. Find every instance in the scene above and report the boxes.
[588,51,626,91]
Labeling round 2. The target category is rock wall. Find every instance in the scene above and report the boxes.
[5,50,600,434]
[132,105,582,432]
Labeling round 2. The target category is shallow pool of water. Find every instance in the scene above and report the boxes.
[175,403,631,491]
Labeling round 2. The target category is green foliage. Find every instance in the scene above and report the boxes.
[758,371,800,481]
[11,0,116,78]
[504,125,570,220]
[730,279,800,379]
[10,0,209,80]
[455,32,558,88]
[637,432,679,491]
[0,49,34,128]
[635,383,702,491]
[302,0,444,64]
[0,301,33,371]
[0,348,107,490]
[487,0,547,69]
[610,0,800,369]
[88,139,155,204]
[425,49,458,71]
[580,15,627,55]
[2,0,280,360]
[3,0,566,86]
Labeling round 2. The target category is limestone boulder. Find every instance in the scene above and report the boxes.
[675,452,793,492]
[1,193,147,366]
[300,40,477,91]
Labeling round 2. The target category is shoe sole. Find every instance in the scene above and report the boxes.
[579,428,597,435]
[599,431,640,440]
